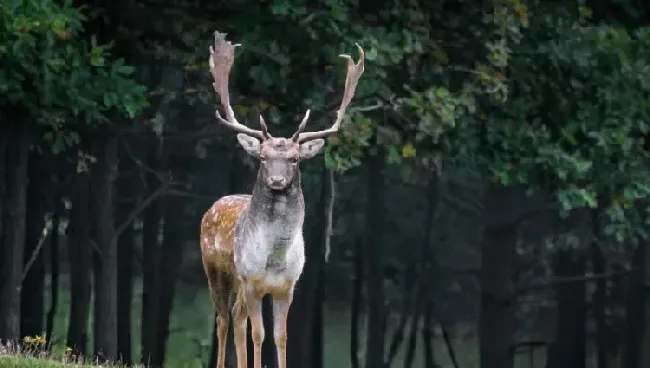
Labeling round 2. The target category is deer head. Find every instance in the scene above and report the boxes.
[208,31,365,191]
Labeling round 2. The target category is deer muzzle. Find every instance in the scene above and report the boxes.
[267,175,288,190]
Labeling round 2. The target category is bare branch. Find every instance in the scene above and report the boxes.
[113,181,169,239]
[21,224,52,285]
[324,169,336,262]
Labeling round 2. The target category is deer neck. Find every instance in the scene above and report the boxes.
[248,171,305,226]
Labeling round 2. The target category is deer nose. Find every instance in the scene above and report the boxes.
[269,176,286,185]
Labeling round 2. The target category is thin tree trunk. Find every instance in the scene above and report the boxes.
[546,209,589,368]
[638,239,650,368]
[0,123,31,342]
[364,144,386,368]
[287,165,328,368]
[153,193,185,366]
[141,141,163,366]
[403,302,422,368]
[440,323,459,368]
[0,132,6,264]
[45,195,60,351]
[404,169,440,368]
[67,163,93,357]
[350,235,363,368]
[623,243,644,368]
[311,168,334,368]
[421,302,436,368]
[20,151,47,338]
[386,266,416,366]
[311,264,325,368]
[117,221,134,365]
[92,134,119,361]
[591,207,607,368]
[116,140,137,365]
[479,184,522,368]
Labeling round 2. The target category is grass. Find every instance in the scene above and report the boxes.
[41,275,546,368]
[0,355,102,368]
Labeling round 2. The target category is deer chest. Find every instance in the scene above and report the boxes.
[234,221,306,284]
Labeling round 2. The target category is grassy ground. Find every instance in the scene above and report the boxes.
[43,275,545,368]
[0,356,99,368]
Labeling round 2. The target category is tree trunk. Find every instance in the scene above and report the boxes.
[45,193,60,351]
[479,184,523,368]
[92,133,119,361]
[116,220,134,365]
[350,235,363,368]
[622,203,650,368]
[287,165,328,368]
[67,162,93,357]
[311,168,335,368]
[546,209,589,368]
[116,142,137,365]
[623,243,644,368]
[364,145,386,368]
[311,263,325,368]
[20,151,47,338]
[0,132,6,267]
[638,239,650,368]
[152,193,185,366]
[0,123,31,342]
[141,140,164,366]
[591,207,607,368]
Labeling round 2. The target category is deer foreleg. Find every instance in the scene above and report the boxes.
[245,289,265,368]
[272,291,294,368]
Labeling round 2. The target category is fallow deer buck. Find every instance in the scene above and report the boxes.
[199,31,365,368]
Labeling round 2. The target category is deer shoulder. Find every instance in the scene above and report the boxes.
[200,194,251,274]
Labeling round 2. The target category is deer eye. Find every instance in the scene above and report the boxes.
[290,157,298,164]
[260,157,267,163]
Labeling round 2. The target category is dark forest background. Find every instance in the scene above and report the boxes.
[2,0,650,368]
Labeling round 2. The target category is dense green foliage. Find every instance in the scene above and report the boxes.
[0,0,147,150]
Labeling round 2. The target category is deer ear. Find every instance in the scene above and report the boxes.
[236,133,262,158]
[299,139,326,160]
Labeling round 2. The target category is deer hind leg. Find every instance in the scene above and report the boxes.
[232,281,248,368]
[205,266,233,368]
[272,288,294,368]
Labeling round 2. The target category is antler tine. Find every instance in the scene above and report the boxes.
[291,110,311,141]
[259,115,272,139]
[209,31,267,141]
[296,43,365,143]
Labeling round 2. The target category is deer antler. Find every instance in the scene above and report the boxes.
[209,31,270,141]
[292,44,365,143]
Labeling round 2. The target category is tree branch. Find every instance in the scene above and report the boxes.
[515,270,632,295]
[21,223,52,285]
[114,181,169,239]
